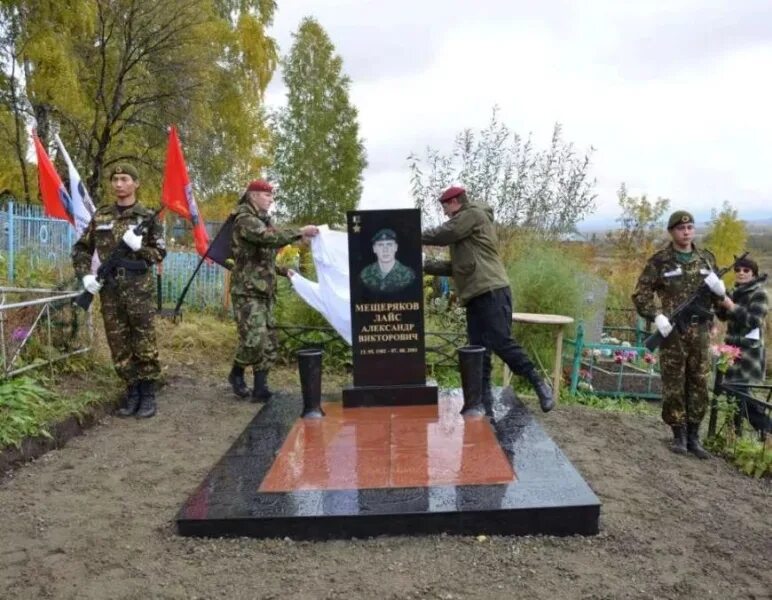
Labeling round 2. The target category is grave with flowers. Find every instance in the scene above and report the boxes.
[565,322,662,399]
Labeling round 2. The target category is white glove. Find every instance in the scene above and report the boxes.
[703,272,726,297]
[654,314,673,338]
[82,274,102,295]
[122,228,143,251]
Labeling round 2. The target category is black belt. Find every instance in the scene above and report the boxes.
[112,259,149,280]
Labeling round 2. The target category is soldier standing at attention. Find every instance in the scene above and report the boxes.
[632,210,727,458]
[421,185,554,415]
[72,163,166,418]
[227,179,319,401]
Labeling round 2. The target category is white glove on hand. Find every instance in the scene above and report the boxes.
[654,314,673,338]
[82,274,102,295]
[703,272,726,297]
[122,228,143,251]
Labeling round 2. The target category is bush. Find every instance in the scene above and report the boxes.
[506,238,595,371]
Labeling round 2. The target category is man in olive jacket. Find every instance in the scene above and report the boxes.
[422,186,554,414]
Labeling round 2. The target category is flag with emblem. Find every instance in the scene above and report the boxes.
[53,134,96,237]
[32,131,74,225]
[161,125,209,256]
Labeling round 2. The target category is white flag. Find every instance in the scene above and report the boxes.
[54,134,95,237]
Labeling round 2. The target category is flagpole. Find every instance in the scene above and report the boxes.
[171,221,228,318]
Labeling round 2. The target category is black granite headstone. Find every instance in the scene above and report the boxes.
[342,209,438,407]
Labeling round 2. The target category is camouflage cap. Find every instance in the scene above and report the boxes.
[109,163,139,181]
[667,210,694,230]
[372,228,397,243]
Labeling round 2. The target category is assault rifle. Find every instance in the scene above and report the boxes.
[643,252,748,352]
[73,208,163,311]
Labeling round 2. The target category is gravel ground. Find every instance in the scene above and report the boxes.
[1,367,770,600]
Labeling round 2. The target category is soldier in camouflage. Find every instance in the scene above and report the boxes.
[227,179,319,401]
[72,163,166,418]
[359,228,416,295]
[632,210,727,458]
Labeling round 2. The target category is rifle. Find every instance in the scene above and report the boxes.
[73,208,164,311]
[643,251,748,352]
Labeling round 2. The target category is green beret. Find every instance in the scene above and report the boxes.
[108,163,139,181]
[372,228,397,243]
[667,210,694,230]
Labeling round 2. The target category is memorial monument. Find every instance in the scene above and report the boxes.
[177,208,600,540]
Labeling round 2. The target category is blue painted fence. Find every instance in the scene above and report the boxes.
[1,201,226,310]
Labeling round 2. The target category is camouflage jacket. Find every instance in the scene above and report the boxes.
[230,201,301,298]
[632,243,720,321]
[72,202,166,283]
[360,260,416,294]
[422,202,510,306]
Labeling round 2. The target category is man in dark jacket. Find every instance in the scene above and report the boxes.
[716,255,770,433]
[422,185,554,414]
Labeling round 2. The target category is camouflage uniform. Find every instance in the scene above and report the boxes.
[632,243,720,426]
[72,202,166,383]
[359,260,416,294]
[230,201,301,369]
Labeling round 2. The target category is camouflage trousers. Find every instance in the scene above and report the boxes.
[659,323,711,426]
[232,294,277,370]
[100,278,160,384]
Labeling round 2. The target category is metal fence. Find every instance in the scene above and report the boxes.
[1,202,226,310]
[0,287,93,378]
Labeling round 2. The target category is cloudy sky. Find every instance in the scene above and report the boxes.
[265,0,772,230]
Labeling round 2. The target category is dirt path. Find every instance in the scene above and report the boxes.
[1,368,770,600]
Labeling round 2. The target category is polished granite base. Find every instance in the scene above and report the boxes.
[342,383,438,407]
[176,388,600,539]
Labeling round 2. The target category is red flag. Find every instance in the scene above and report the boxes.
[32,132,74,225]
[161,125,209,256]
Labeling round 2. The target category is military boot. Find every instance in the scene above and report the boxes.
[252,370,273,403]
[117,382,141,417]
[528,372,554,413]
[686,423,710,459]
[136,380,157,418]
[670,425,687,455]
[228,363,250,399]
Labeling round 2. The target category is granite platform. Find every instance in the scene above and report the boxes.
[176,387,601,539]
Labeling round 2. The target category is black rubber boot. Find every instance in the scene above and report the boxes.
[528,372,554,413]
[686,423,710,459]
[252,370,272,403]
[670,425,687,455]
[228,363,250,399]
[117,382,141,417]
[136,380,157,418]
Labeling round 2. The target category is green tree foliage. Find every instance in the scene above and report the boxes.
[0,0,278,204]
[702,201,748,281]
[607,183,670,260]
[602,184,670,308]
[271,17,367,227]
[408,107,597,235]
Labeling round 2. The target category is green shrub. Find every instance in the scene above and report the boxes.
[507,241,594,371]
[0,376,100,449]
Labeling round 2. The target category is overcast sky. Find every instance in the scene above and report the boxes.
[264,0,772,230]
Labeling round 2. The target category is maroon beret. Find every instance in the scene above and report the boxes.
[439,186,465,202]
[247,179,273,193]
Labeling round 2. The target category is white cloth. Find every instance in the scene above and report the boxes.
[289,226,352,344]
